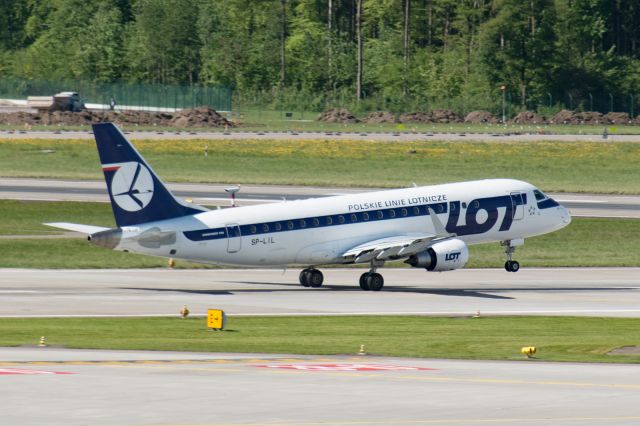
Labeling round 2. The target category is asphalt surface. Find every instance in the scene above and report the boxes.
[2,268,639,318]
[1,178,639,218]
[3,128,640,142]
[1,347,639,426]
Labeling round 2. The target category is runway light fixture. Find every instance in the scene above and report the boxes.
[39,336,47,347]
[358,344,367,356]
[521,346,537,358]
[180,305,190,318]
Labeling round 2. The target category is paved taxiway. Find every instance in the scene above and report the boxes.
[2,347,639,426]
[2,268,639,317]
[3,128,640,142]
[2,178,638,218]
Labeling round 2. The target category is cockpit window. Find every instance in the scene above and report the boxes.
[533,190,546,201]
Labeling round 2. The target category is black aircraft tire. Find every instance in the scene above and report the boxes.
[366,273,384,291]
[309,270,324,288]
[504,261,512,272]
[510,261,520,272]
[359,273,370,291]
[299,269,311,287]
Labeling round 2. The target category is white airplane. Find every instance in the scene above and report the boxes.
[46,123,572,291]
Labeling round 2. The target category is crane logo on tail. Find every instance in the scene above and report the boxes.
[103,162,154,212]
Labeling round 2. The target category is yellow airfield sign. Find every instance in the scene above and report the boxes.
[207,309,226,330]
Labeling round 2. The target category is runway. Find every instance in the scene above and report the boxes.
[2,178,639,218]
[2,268,639,317]
[1,347,639,426]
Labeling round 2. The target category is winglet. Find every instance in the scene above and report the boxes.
[427,207,454,238]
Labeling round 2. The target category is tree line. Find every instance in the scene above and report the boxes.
[1,0,639,114]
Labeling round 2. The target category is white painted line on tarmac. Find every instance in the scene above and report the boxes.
[4,309,640,318]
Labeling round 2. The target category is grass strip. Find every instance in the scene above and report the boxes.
[0,200,638,268]
[1,138,639,193]
[1,316,639,364]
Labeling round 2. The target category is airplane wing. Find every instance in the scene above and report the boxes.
[44,222,110,234]
[342,233,438,263]
[341,206,456,264]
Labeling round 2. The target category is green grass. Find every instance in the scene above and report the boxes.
[0,200,638,268]
[0,200,115,235]
[1,316,639,363]
[1,138,639,193]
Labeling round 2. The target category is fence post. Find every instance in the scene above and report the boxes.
[630,94,635,118]
[609,93,613,112]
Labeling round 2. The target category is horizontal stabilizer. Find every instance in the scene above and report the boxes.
[44,222,110,234]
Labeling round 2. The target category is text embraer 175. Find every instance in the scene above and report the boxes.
[46,123,571,291]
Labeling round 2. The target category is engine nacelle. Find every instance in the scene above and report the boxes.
[405,238,469,272]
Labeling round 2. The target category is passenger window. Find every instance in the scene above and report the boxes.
[389,209,396,218]
[299,219,306,228]
[438,204,444,213]
[326,216,333,225]
[350,214,357,222]
[262,224,269,232]
[287,221,294,230]
[377,211,384,219]
[274,223,282,231]
[250,225,257,234]
[401,208,408,217]
[413,207,420,215]
[338,215,345,224]
[312,218,320,226]
[362,212,369,221]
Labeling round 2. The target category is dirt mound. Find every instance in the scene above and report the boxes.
[511,111,546,124]
[398,112,431,123]
[430,109,462,123]
[464,110,498,124]
[362,111,397,123]
[317,108,358,123]
[604,112,632,124]
[398,109,462,123]
[169,106,232,128]
[549,110,611,125]
[0,106,233,128]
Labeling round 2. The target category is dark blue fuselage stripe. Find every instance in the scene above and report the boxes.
[183,202,448,242]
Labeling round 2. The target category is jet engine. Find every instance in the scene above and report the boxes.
[405,238,469,272]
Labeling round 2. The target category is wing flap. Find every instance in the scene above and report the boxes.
[342,233,437,263]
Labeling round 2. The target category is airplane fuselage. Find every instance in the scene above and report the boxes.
[111,179,570,267]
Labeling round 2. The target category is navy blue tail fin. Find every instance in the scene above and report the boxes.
[92,122,206,227]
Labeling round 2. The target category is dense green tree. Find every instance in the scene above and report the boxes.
[1,0,640,113]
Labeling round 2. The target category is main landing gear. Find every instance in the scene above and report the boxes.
[299,268,324,288]
[502,240,521,273]
[299,261,386,291]
[359,261,385,291]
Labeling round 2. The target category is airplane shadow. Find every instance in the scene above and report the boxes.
[120,283,635,300]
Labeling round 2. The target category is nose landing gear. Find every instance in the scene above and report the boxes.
[501,239,523,272]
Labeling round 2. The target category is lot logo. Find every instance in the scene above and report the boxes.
[104,162,154,212]
[445,252,462,261]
